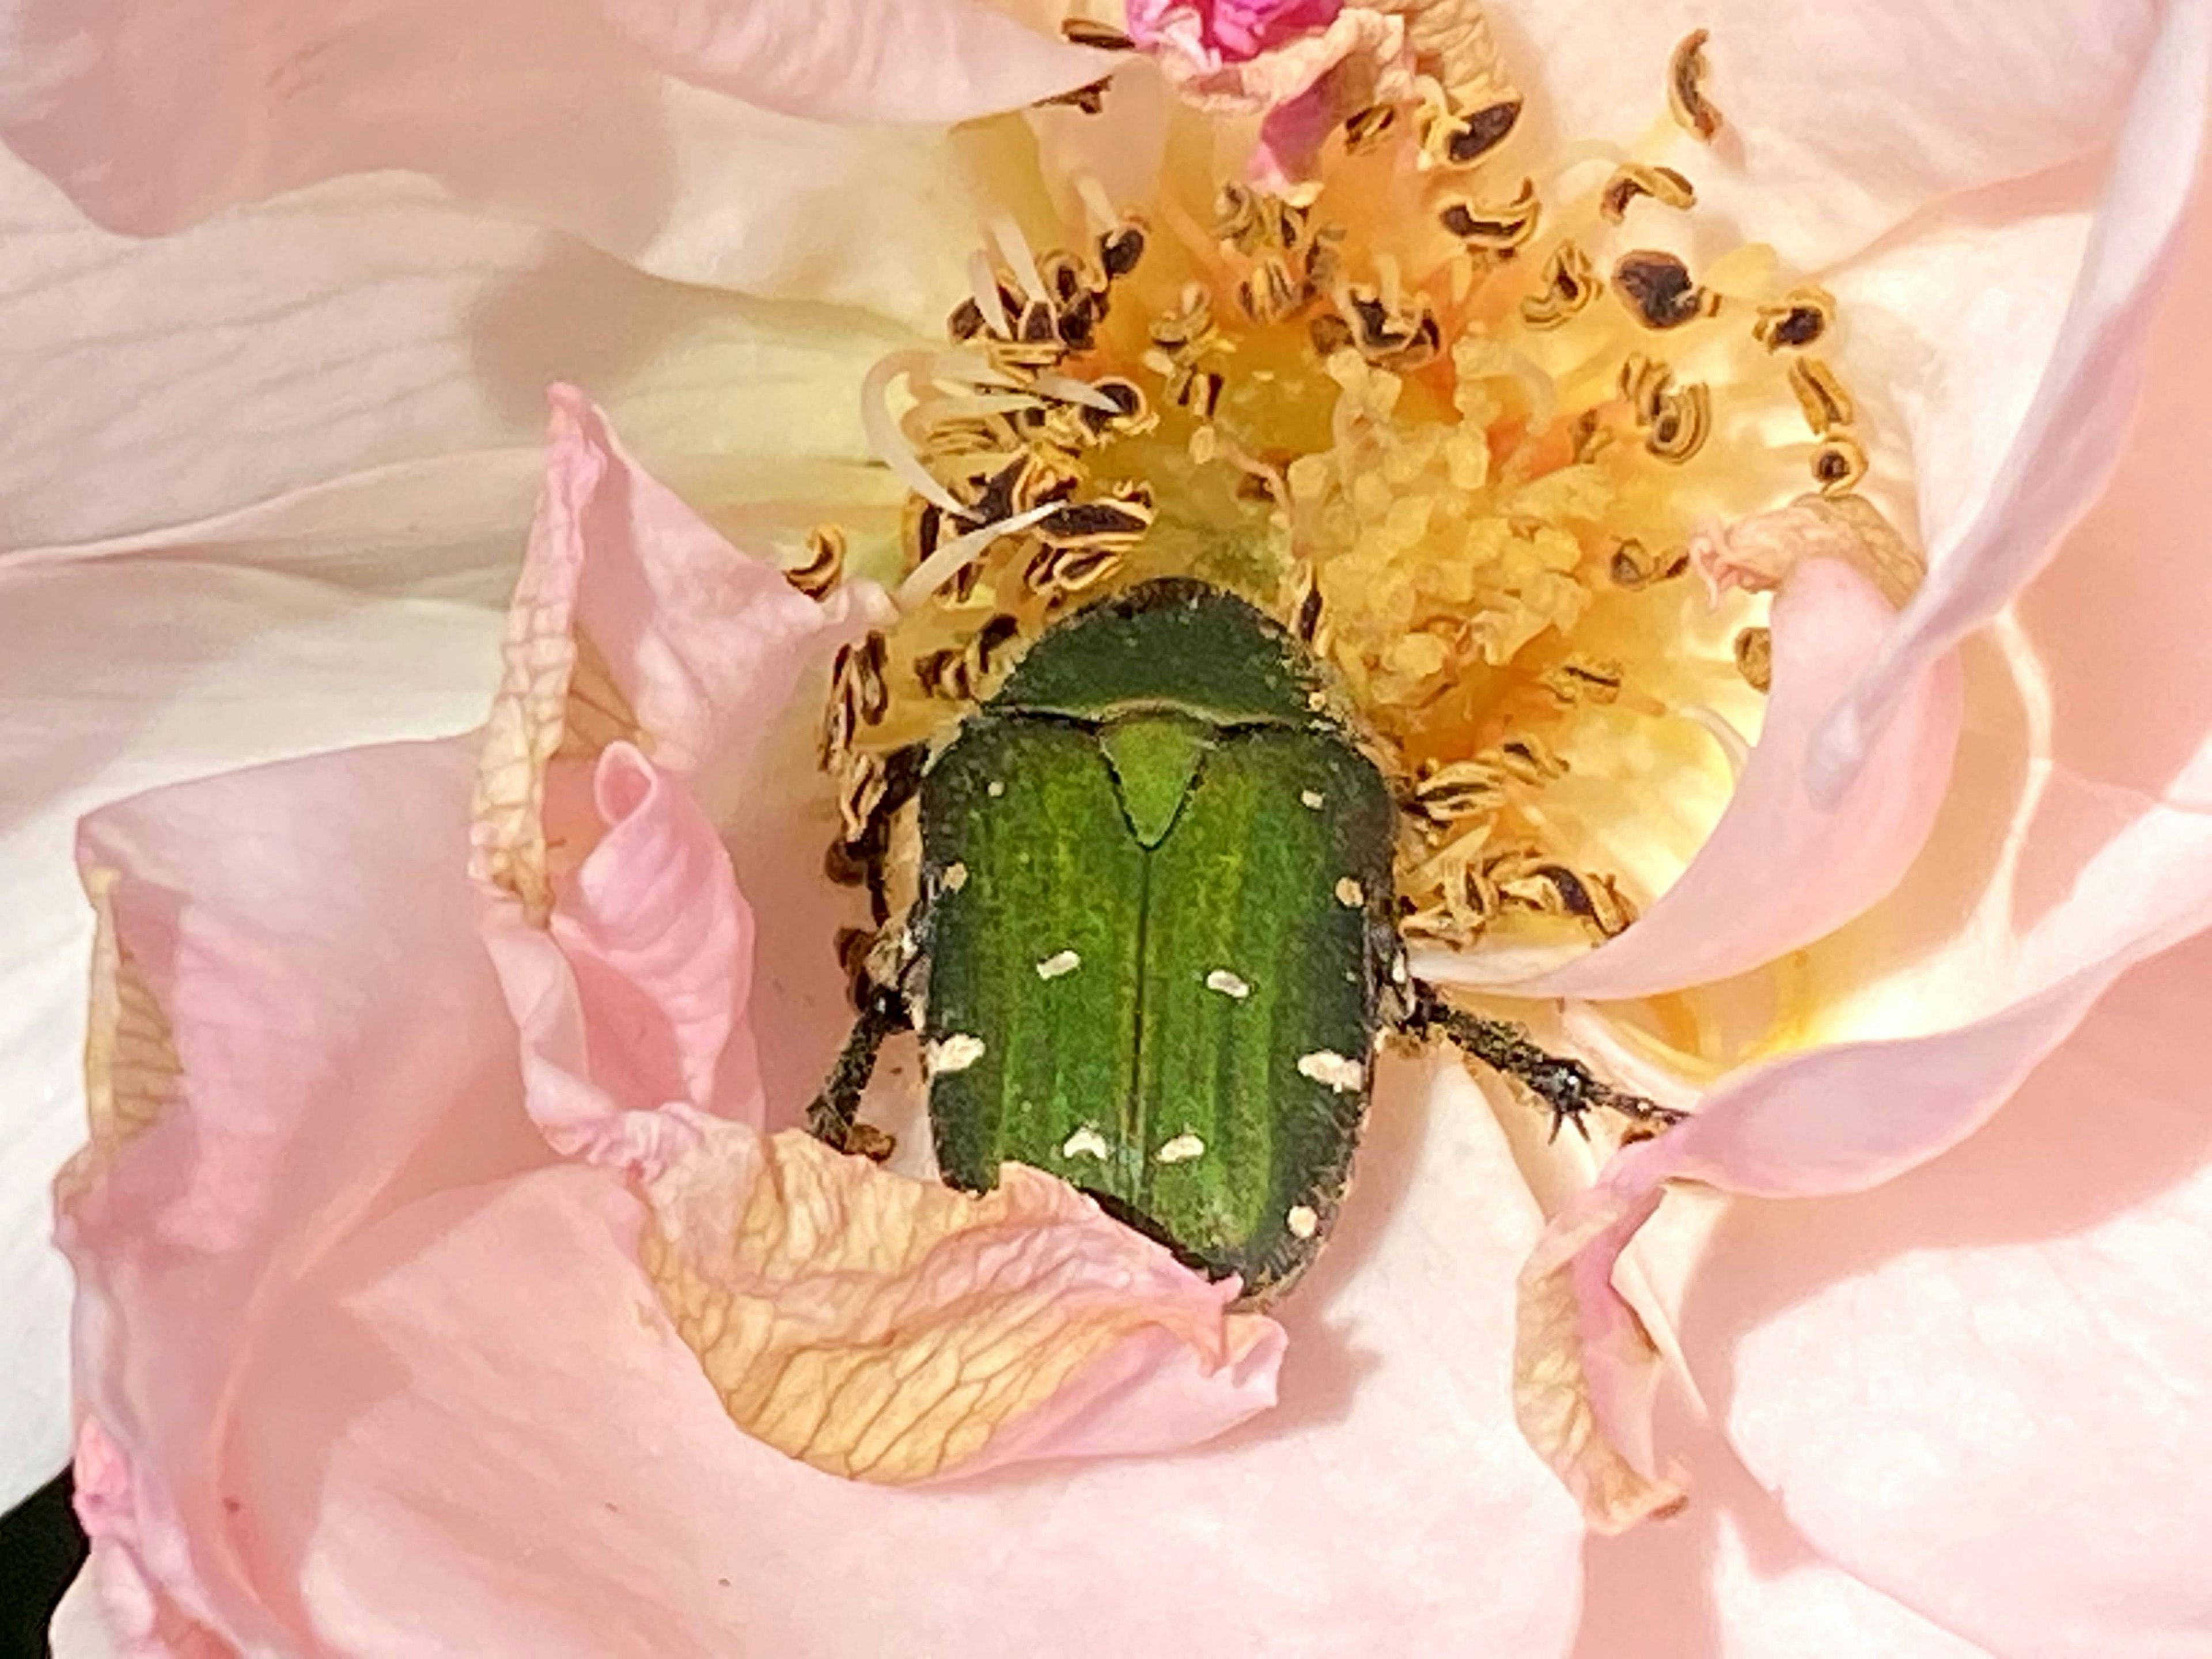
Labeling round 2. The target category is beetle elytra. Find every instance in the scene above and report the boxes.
[810,579,1679,1303]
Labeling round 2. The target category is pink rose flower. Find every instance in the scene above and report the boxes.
[5,1,2211,1653]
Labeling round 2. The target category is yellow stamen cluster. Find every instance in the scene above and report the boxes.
[807,22,1904,967]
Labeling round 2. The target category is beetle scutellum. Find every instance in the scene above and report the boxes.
[808,578,1681,1302]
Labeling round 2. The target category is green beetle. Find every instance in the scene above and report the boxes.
[810,578,1675,1302]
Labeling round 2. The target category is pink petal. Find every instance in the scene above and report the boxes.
[1671,929,2212,1653]
[483,743,760,1164]
[1421,558,1963,1001]
[0,562,499,1508]
[199,1059,1583,1653]
[1490,0,2164,268]
[0,150,915,563]
[599,0,1119,124]
[57,739,551,1646]
[1522,132,2212,1535]
[1809,0,2212,796]
[0,12,1021,332]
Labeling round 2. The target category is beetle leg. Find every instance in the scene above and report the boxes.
[806,983,913,1160]
[1404,983,1686,1142]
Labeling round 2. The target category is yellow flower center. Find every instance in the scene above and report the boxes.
[813,25,1894,980]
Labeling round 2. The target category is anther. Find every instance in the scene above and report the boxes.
[1669,28,1724,142]
[1754,285,1835,350]
[1811,434,1869,494]
[1643,378,1711,463]
[1787,355,1854,434]
[1519,242,1597,329]
[1612,251,1719,330]
[1059,18,1135,50]
[1437,97,1524,166]
[1734,626,1774,692]
[1438,179,1541,249]
[1599,162,1696,223]
[1607,538,1690,589]
[1342,104,1398,154]
[786,525,846,599]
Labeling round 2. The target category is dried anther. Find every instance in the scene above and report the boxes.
[1099,221,1147,279]
[1540,657,1626,706]
[1343,289,1442,370]
[1411,759,1508,824]
[1643,379,1710,463]
[1037,77,1112,114]
[1619,354,1710,463]
[1668,28,1724,142]
[1787,355,1854,434]
[1612,251,1718,330]
[1520,243,1598,329]
[1342,104,1398,154]
[787,525,846,599]
[1438,179,1541,250]
[1734,626,1774,692]
[1059,18,1134,50]
[1607,538,1689,589]
[1753,285,1835,350]
[1812,434,1869,494]
[1599,163,1696,224]
[1035,485,1157,551]
[1437,98,1524,165]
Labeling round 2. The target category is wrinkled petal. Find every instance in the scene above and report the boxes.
[601,0,1119,123]
[641,1111,1283,1483]
[1419,559,1963,1000]
[190,1059,1584,1653]
[1811,0,2212,794]
[58,740,552,1646]
[0,562,501,1510]
[469,385,884,923]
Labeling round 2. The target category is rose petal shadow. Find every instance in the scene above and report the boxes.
[1671,925,2212,1474]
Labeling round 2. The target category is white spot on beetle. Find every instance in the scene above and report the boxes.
[1297,1050,1365,1093]
[1205,969,1251,999]
[1156,1132,1207,1164]
[1286,1205,1320,1239]
[1300,789,1326,810]
[942,862,968,892]
[1035,949,1082,980]
[987,779,1006,797]
[923,1033,986,1077]
[1061,1126,1111,1161]
[1335,877,1365,908]
[1391,953,1410,985]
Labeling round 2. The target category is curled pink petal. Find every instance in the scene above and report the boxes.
[1810,0,2212,797]
[57,740,549,1647]
[599,0,1119,124]
[1127,0,1343,62]
[1421,558,1963,1001]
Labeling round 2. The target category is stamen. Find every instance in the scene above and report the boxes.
[896,503,1059,609]
[861,353,968,515]
[991,214,1048,305]
[1679,704,1753,781]
[966,251,1012,338]
[1031,372,1123,414]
